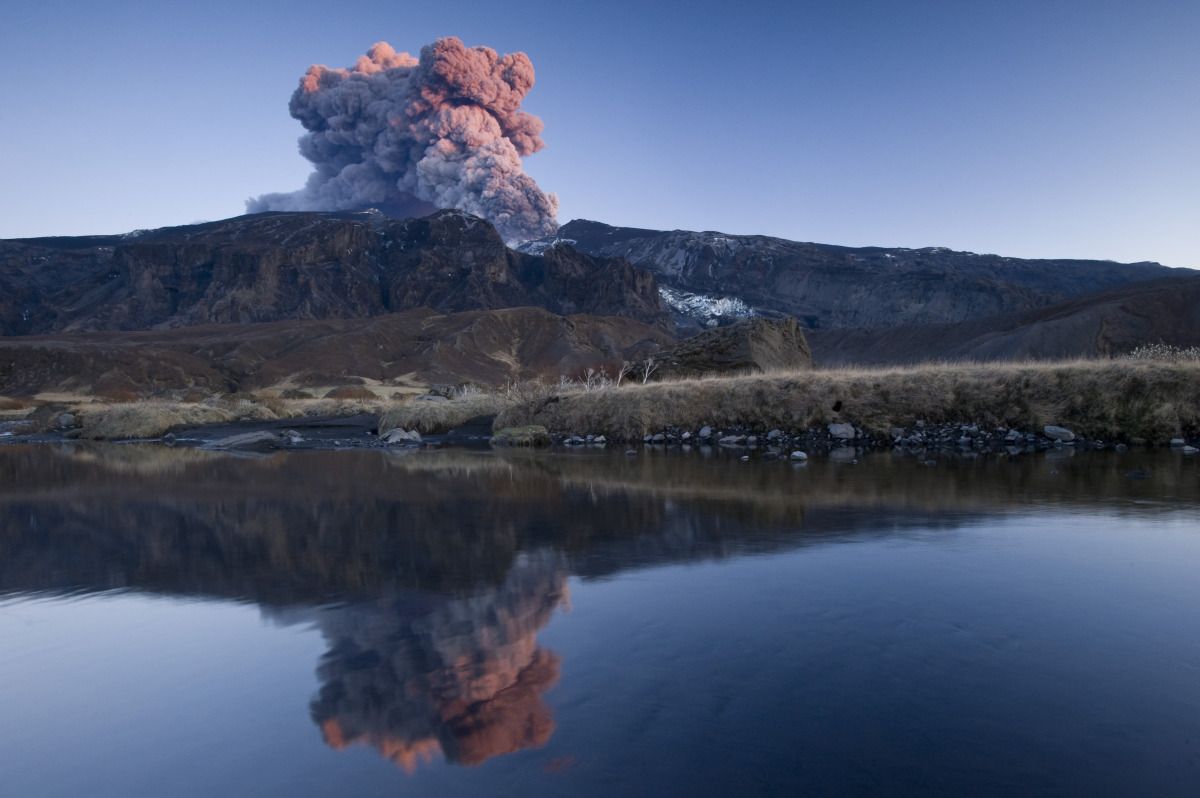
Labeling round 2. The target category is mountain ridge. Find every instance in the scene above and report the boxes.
[526,219,1176,330]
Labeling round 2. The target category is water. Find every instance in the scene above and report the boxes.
[0,443,1198,796]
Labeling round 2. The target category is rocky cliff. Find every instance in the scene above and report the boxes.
[0,210,664,335]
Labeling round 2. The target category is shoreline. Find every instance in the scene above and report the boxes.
[3,359,1198,456]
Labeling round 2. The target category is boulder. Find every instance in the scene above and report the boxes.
[1043,425,1076,442]
[381,428,422,445]
[827,422,856,440]
[790,451,808,461]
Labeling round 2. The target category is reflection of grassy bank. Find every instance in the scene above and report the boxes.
[0,444,1196,603]
[497,360,1200,444]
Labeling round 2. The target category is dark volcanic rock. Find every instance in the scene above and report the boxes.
[0,210,665,335]
[528,219,1174,330]
[639,317,814,379]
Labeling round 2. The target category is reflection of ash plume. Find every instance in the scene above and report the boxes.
[311,551,567,772]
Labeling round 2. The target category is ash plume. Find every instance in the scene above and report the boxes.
[248,37,558,242]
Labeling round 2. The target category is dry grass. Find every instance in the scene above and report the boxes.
[379,394,514,434]
[78,404,221,440]
[77,395,393,440]
[496,359,1200,443]
[0,396,33,414]
[79,400,280,440]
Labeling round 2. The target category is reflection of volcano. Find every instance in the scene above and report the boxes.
[310,551,568,772]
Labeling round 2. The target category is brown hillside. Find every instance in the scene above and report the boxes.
[807,272,1200,365]
[0,307,671,397]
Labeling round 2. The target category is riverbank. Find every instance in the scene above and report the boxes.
[495,359,1200,446]
[3,359,1198,452]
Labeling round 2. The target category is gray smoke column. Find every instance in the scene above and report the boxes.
[248,37,559,242]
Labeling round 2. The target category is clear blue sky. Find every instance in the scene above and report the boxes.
[2,0,1196,266]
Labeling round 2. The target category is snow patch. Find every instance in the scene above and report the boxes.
[659,286,755,327]
[517,237,578,256]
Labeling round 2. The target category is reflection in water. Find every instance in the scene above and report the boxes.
[312,552,567,772]
[0,442,1197,781]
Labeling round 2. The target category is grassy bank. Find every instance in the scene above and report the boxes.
[495,359,1200,444]
[378,393,513,434]
[6,358,1198,444]
[0,394,393,440]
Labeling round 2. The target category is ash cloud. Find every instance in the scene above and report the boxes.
[248,37,559,242]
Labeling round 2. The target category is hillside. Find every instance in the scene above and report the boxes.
[526,219,1175,330]
[3,208,1194,398]
[807,272,1200,365]
[0,307,671,397]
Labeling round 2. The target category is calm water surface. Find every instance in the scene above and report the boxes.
[0,444,1198,796]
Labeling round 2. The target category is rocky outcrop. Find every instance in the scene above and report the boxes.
[525,219,1174,330]
[638,317,813,380]
[0,210,666,335]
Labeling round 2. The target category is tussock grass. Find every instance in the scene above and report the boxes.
[379,394,513,434]
[80,400,280,440]
[496,359,1200,443]
[0,396,33,414]
[77,395,393,440]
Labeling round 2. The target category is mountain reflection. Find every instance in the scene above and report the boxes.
[0,443,1195,773]
[312,552,567,772]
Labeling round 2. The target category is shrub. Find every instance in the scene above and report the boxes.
[1126,343,1200,363]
